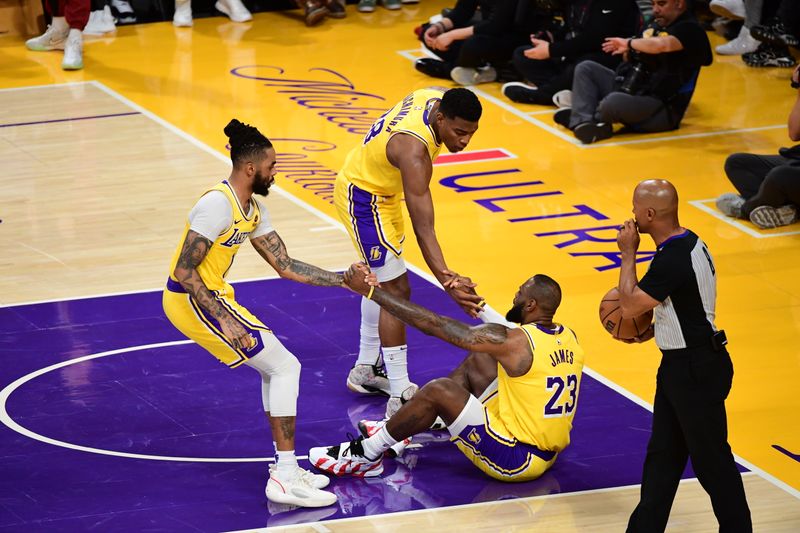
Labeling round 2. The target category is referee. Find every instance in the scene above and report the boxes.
[616,179,751,532]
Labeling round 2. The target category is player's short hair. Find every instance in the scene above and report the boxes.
[224,119,272,166]
[530,274,562,313]
[439,88,482,123]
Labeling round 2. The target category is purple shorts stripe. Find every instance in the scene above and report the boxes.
[166,278,186,293]
[348,183,399,268]
[456,421,557,476]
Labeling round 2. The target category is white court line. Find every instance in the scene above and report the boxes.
[0,81,94,93]
[396,48,784,148]
[689,199,800,238]
[0,340,305,463]
[226,474,761,533]
[5,81,798,501]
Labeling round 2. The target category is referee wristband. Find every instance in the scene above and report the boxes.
[367,286,375,300]
[628,38,635,52]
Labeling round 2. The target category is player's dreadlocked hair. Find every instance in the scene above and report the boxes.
[224,119,272,166]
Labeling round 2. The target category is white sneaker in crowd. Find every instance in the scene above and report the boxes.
[215,0,253,22]
[709,0,745,20]
[174,0,193,27]
[552,89,572,108]
[265,467,337,507]
[25,18,68,51]
[450,66,497,86]
[62,29,83,70]
[84,6,116,35]
[716,25,760,55]
[110,0,137,23]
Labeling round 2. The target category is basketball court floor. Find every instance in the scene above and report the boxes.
[1,3,799,531]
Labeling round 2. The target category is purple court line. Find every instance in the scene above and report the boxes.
[0,111,141,129]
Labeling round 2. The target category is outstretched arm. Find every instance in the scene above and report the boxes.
[173,230,253,350]
[344,264,529,373]
[387,134,483,316]
[251,231,344,287]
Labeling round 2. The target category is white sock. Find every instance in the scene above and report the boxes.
[383,345,411,396]
[362,426,398,460]
[275,450,298,478]
[51,16,68,33]
[356,297,381,366]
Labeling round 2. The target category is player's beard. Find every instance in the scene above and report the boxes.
[505,302,524,324]
[253,170,273,197]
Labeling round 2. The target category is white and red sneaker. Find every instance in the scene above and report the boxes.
[309,436,383,478]
[269,463,330,489]
[265,467,337,507]
[357,419,411,458]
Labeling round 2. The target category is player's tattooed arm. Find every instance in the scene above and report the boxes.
[251,231,344,287]
[173,230,251,350]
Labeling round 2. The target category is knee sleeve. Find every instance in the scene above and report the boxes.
[245,333,301,417]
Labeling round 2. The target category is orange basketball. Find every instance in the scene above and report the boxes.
[599,287,653,340]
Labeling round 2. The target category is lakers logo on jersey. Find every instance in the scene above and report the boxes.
[221,228,252,247]
[243,333,259,354]
[370,246,382,261]
[468,428,482,445]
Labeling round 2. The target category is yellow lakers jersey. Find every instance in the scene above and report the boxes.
[496,323,585,451]
[339,88,445,196]
[167,180,262,297]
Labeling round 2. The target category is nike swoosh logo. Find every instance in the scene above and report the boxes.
[234,219,242,224]
[602,9,612,13]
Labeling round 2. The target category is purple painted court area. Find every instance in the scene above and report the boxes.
[1,274,697,531]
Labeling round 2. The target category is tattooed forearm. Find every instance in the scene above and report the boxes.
[251,232,343,287]
[371,290,508,350]
[175,232,227,319]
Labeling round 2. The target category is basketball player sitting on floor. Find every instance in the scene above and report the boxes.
[309,264,585,482]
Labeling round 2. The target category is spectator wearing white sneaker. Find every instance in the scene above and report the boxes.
[309,265,584,483]
[716,65,800,229]
[502,0,641,106]
[173,0,252,27]
[84,0,115,36]
[714,0,761,55]
[25,0,88,70]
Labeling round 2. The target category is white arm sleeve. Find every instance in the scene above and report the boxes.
[188,191,232,241]
[250,199,275,240]
[479,305,516,328]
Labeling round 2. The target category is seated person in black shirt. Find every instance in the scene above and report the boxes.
[415,0,551,86]
[554,0,712,144]
[503,0,641,106]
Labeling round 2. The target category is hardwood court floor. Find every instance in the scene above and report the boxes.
[0,2,799,530]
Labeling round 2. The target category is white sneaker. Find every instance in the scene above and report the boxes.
[25,21,68,51]
[309,436,384,478]
[268,463,330,489]
[110,0,137,23]
[709,0,745,20]
[450,66,497,86]
[62,29,83,70]
[173,0,193,27]
[357,419,411,457]
[715,193,745,218]
[215,0,252,22]
[749,205,798,229]
[716,26,760,55]
[552,89,572,108]
[84,6,116,35]
[346,364,391,396]
[265,468,337,507]
[385,383,418,418]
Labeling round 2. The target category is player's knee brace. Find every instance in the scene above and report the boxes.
[245,333,301,417]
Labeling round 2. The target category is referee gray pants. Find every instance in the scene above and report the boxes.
[627,346,752,533]
[568,60,675,133]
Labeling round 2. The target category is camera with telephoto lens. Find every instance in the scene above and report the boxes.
[619,62,648,94]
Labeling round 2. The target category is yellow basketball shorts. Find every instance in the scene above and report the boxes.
[333,175,404,269]
[162,279,271,368]
[451,394,558,482]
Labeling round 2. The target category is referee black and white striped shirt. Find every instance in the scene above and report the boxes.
[638,230,718,350]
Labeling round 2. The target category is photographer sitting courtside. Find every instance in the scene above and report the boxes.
[554,0,712,144]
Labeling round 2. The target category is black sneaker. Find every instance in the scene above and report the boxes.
[743,42,796,68]
[414,58,452,80]
[501,82,550,105]
[553,108,571,128]
[574,122,613,144]
[751,20,799,48]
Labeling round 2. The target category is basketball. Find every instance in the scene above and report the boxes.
[599,287,653,340]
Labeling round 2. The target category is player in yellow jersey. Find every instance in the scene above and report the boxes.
[309,265,585,482]
[334,87,486,418]
[163,119,342,508]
